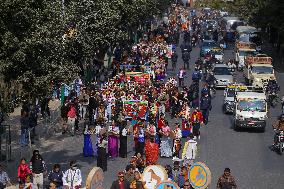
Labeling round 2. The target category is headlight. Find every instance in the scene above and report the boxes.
[254,78,261,82]
[258,117,266,121]
[225,100,233,105]
[236,115,244,120]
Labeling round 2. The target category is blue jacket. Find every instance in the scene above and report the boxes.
[200,96,212,110]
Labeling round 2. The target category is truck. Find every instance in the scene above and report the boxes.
[220,17,244,42]
[234,91,267,132]
[235,41,257,70]
[243,56,275,89]
[236,26,262,51]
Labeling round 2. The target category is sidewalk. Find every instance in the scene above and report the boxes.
[1,100,61,184]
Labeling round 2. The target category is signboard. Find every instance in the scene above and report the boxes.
[142,165,168,189]
[245,56,272,65]
[155,181,179,189]
[236,41,256,50]
[85,167,104,189]
[189,162,211,189]
[125,72,150,83]
[123,100,148,119]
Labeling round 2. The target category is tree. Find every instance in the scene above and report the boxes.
[0,0,79,105]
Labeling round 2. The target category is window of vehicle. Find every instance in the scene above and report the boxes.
[226,88,235,97]
[239,50,256,57]
[214,67,231,75]
[251,66,273,74]
[237,100,266,112]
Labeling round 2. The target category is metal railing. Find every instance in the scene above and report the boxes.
[0,125,12,163]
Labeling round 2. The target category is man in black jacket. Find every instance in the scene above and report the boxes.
[110,172,130,189]
[30,150,46,189]
[171,51,178,71]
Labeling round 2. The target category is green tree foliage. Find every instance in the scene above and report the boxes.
[0,0,172,112]
[0,0,79,103]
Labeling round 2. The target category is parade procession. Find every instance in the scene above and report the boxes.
[1,0,284,189]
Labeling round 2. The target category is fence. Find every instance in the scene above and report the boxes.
[0,125,12,163]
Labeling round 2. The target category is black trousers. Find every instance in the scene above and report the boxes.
[97,147,107,171]
[136,142,145,156]
[119,137,127,158]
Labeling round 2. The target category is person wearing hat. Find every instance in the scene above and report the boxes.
[62,161,82,189]
[110,171,130,189]
[182,134,197,166]
[216,168,237,189]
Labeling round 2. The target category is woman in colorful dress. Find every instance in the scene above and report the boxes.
[160,121,172,157]
[108,121,120,158]
[83,124,95,157]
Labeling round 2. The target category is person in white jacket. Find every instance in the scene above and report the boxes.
[62,161,82,189]
[182,134,197,166]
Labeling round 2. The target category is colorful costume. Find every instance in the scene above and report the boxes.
[173,128,182,158]
[83,126,94,157]
[160,125,172,157]
[108,125,119,158]
[145,140,159,165]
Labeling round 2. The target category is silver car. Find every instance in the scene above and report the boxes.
[214,64,234,88]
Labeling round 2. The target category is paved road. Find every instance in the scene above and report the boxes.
[4,32,284,189]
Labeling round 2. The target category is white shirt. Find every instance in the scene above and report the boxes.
[122,128,128,136]
[62,168,82,189]
[183,139,197,160]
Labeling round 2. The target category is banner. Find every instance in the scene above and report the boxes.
[123,100,148,119]
[125,72,150,83]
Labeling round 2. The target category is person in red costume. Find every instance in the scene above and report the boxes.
[190,108,203,139]
[17,158,32,183]
[145,138,159,165]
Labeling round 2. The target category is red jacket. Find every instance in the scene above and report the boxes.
[157,118,165,129]
[191,111,203,123]
[18,164,31,180]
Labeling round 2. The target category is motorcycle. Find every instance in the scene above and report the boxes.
[209,84,216,97]
[275,130,284,155]
[268,92,278,108]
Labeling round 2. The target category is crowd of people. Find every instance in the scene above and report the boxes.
[1,3,240,189]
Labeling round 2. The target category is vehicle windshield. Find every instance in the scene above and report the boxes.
[239,50,256,57]
[237,100,266,112]
[214,67,231,75]
[251,66,273,74]
[203,41,216,47]
[226,88,235,97]
[206,20,216,26]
